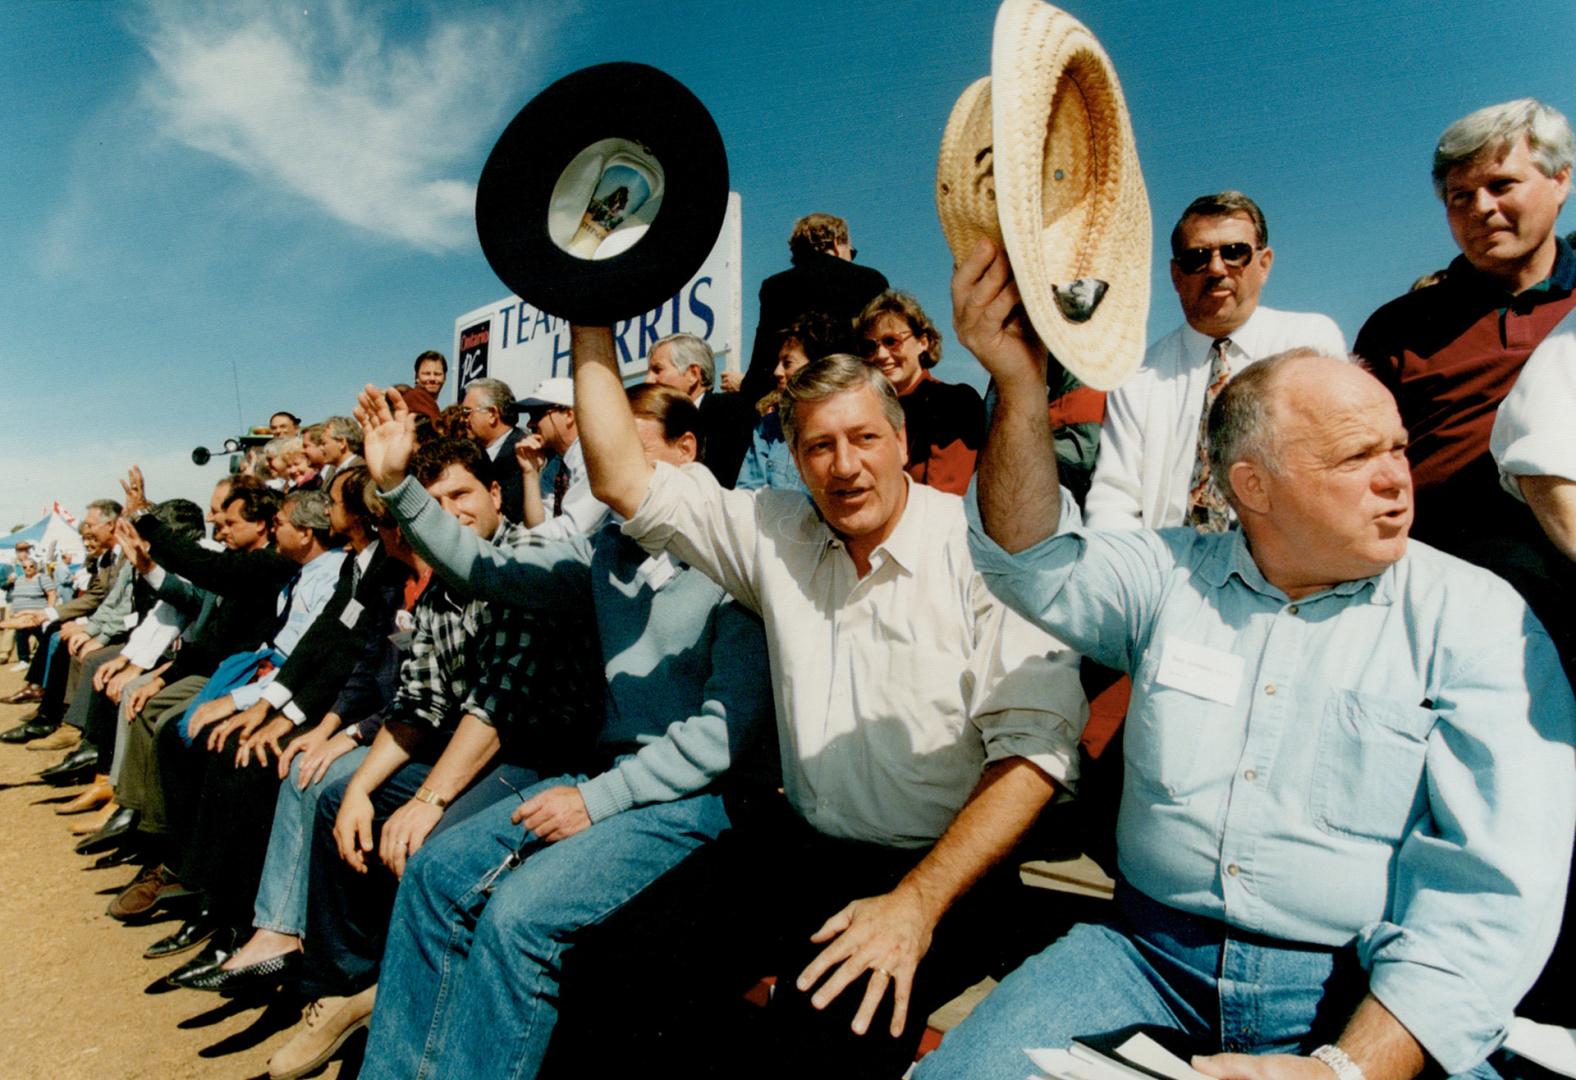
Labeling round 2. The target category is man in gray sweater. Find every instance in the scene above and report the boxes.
[352,382,774,1080]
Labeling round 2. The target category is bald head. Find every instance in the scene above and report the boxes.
[1209,350,1412,597]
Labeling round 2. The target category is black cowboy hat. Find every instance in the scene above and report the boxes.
[474,62,729,326]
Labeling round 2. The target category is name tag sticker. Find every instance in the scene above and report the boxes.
[1155,636,1244,707]
[339,599,365,629]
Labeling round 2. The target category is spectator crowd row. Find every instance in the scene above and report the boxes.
[0,95,1572,1080]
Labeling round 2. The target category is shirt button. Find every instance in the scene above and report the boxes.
[1264,683,1277,695]
[1243,769,1257,781]
[1226,863,1240,877]
[1287,604,1299,615]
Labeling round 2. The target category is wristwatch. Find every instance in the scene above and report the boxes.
[1312,1045,1366,1080]
[413,786,450,810]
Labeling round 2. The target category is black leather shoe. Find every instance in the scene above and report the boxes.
[184,950,301,995]
[75,805,138,854]
[166,925,242,988]
[1,717,56,744]
[144,909,216,960]
[42,745,100,786]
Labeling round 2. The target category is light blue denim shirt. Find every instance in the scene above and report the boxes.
[966,495,1575,1073]
[735,410,808,495]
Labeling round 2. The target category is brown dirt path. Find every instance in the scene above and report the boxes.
[0,661,349,1080]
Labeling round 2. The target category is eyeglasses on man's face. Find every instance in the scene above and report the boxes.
[1173,242,1257,275]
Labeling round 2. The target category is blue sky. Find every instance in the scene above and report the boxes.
[2,0,1572,530]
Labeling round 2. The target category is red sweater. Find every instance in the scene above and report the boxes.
[1355,240,1576,550]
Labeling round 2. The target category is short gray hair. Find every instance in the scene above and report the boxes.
[463,377,515,411]
[282,489,331,532]
[1433,98,1574,198]
[86,499,123,522]
[1204,349,1328,500]
[653,333,716,390]
[779,353,905,450]
[324,415,364,454]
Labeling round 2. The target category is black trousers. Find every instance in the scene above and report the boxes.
[545,790,1101,1080]
[179,725,311,928]
[299,761,434,1000]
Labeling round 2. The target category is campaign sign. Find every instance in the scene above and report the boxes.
[454,193,742,394]
[458,320,490,386]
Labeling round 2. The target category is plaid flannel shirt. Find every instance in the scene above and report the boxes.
[390,521,603,768]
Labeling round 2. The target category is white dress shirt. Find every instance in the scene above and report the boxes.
[1492,306,1576,498]
[623,462,1087,849]
[528,438,610,542]
[1085,305,1347,530]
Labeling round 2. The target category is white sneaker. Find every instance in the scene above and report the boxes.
[267,984,377,1080]
[9,661,27,672]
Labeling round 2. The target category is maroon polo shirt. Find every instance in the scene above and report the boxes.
[1355,239,1576,551]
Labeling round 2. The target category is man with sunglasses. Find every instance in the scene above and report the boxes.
[512,377,609,541]
[460,377,527,523]
[1085,191,1345,532]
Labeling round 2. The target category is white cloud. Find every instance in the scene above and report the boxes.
[132,0,555,252]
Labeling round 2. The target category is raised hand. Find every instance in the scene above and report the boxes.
[951,237,1047,395]
[119,464,150,516]
[115,518,154,574]
[354,384,419,490]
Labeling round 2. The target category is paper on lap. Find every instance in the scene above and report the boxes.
[1027,1033,1209,1080]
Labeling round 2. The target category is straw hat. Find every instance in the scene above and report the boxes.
[936,0,1150,391]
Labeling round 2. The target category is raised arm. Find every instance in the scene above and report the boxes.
[951,238,1061,552]
[571,324,656,517]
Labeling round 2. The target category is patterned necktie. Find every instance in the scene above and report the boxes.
[1186,337,1233,533]
[552,463,570,518]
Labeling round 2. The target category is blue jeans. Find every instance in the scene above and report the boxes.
[914,885,1501,1080]
[359,767,731,1080]
[252,745,369,936]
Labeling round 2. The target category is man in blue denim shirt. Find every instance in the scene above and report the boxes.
[918,240,1576,1080]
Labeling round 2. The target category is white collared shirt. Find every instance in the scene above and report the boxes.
[1492,306,1576,499]
[484,429,516,461]
[623,462,1087,848]
[527,438,609,542]
[1085,305,1347,530]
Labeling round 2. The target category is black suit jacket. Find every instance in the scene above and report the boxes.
[491,428,527,525]
[741,251,889,401]
[136,516,297,680]
[268,543,409,723]
[697,391,756,489]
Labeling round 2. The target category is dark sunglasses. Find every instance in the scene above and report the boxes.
[858,329,915,357]
[1174,242,1257,275]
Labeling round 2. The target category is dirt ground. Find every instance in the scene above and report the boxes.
[0,662,353,1080]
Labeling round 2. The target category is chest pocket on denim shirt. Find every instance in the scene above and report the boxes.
[1311,689,1435,843]
[1124,654,1238,798]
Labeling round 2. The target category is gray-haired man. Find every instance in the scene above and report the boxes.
[644,332,755,487]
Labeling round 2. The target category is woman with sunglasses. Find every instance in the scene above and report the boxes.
[855,289,985,496]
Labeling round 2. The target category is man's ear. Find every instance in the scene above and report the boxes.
[676,431,698,465]
[488,480,502,511]
[1228,460,1269,516]
[895,422,909,469]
